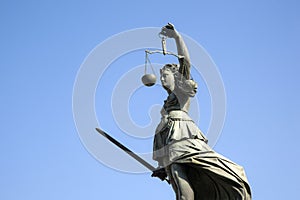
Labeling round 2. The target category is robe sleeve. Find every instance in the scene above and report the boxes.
[178,56,191,80]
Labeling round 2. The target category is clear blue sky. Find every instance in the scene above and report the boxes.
[1,0,300,199]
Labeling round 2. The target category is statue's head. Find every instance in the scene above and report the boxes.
[160,63,198,96]
[160,64,179,92]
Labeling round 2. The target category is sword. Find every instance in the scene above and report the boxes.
[95,128,169,183]
[96,128,155,171]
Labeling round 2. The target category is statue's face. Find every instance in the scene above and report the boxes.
[160,70,175,91]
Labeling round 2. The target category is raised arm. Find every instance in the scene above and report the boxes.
[160,23,191,79]
[160,23,190,63]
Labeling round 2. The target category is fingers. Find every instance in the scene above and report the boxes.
[160,28,175,38]
[160,23,177,38]
[166,23,174,30]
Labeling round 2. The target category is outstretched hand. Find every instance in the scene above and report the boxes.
[160,23,179,39]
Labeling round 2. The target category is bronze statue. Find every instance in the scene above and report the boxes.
[151,23,252,200]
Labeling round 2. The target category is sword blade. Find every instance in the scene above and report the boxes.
[95,128,156,172]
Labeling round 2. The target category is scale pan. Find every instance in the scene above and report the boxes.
[141,74,156,87]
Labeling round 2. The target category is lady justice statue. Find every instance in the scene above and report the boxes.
[150,23,252,200]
